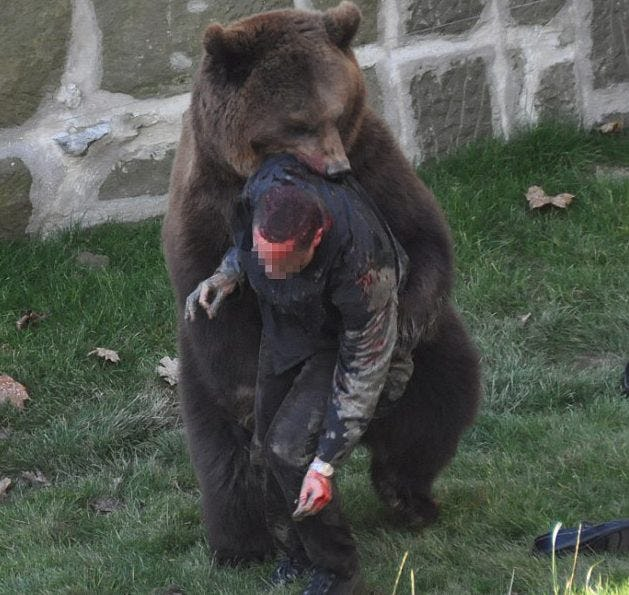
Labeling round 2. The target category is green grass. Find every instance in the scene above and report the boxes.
[1,123,628,593]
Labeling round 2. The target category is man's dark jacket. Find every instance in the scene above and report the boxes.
[229,154,409,465]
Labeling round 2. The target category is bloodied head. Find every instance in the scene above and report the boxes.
[252,185,329,279]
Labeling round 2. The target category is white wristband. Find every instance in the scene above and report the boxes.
[309,457,334,477]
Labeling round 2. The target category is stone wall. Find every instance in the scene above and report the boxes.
[1,0,627,238]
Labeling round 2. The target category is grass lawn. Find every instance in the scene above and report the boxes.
[1,123,628,594]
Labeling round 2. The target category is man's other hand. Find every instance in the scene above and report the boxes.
[184,273,238,322]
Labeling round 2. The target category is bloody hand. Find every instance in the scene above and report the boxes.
[292,469,333,521]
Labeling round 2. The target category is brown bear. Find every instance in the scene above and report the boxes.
[163,1,481,565]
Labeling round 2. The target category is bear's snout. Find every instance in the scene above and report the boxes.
[325,158,352,178]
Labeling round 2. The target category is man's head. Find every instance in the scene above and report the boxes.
[253,185,329,279]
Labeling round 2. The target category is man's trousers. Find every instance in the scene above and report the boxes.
[252,338,358,579]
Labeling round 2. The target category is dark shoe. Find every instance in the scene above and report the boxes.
[533,519,629,555]
[302,567,366,595]
[267,557,309,587]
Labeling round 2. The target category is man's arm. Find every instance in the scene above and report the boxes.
[317,293,398,466]
[293,268,400,520]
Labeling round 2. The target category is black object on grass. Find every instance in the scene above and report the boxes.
[533,519,629,555]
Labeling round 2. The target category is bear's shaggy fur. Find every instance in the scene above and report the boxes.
[163,1,481,564]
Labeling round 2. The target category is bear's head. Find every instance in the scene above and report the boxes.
[193,1,366,179]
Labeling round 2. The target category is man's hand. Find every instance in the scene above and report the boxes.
[292,468,333,520]
[184,272,238,322]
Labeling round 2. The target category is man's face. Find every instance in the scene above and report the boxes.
[252,226,320,280]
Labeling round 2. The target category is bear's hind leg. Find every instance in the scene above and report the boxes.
[365,305,481,527]
[369,439,442,528]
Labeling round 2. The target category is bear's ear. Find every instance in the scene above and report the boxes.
[323,1,362,49]
[203,23,254,80]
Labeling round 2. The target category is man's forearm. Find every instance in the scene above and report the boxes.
[316,298,398,466]
[213,246,243,280]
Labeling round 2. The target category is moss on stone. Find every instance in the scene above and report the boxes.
[0,159,33,239]
[0,1,72,127]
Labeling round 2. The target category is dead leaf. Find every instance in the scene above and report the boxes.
[0,375,30,409]
[157,356,179,386]
[548,193,573,208]
[526,186,574,210]
[0,477,11,498]
[88,348,120,363]
[16,310,48,330]
[597,120,623,134]
[21,470,51,487]
[90,497,124,514]
[519,313,532,325]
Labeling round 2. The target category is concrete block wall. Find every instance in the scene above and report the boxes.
[1,0,627,238]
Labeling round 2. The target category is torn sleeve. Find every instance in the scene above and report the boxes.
[316,266,399,466]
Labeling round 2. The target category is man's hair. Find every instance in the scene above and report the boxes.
[253,184,328,250]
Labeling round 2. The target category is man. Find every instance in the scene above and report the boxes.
[185,154,412,594]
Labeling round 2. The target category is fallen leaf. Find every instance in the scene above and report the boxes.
[0,375,30,409]
[597,120,623,134]
[519,313,532,325]
[157,356,179,386]
[90,497,124,514]
[0,477,11,498]
[526,186,574,209]
[551,194,574,208]
[21,470,51,487]
[88,348,120,363]
[16,310,48,330]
